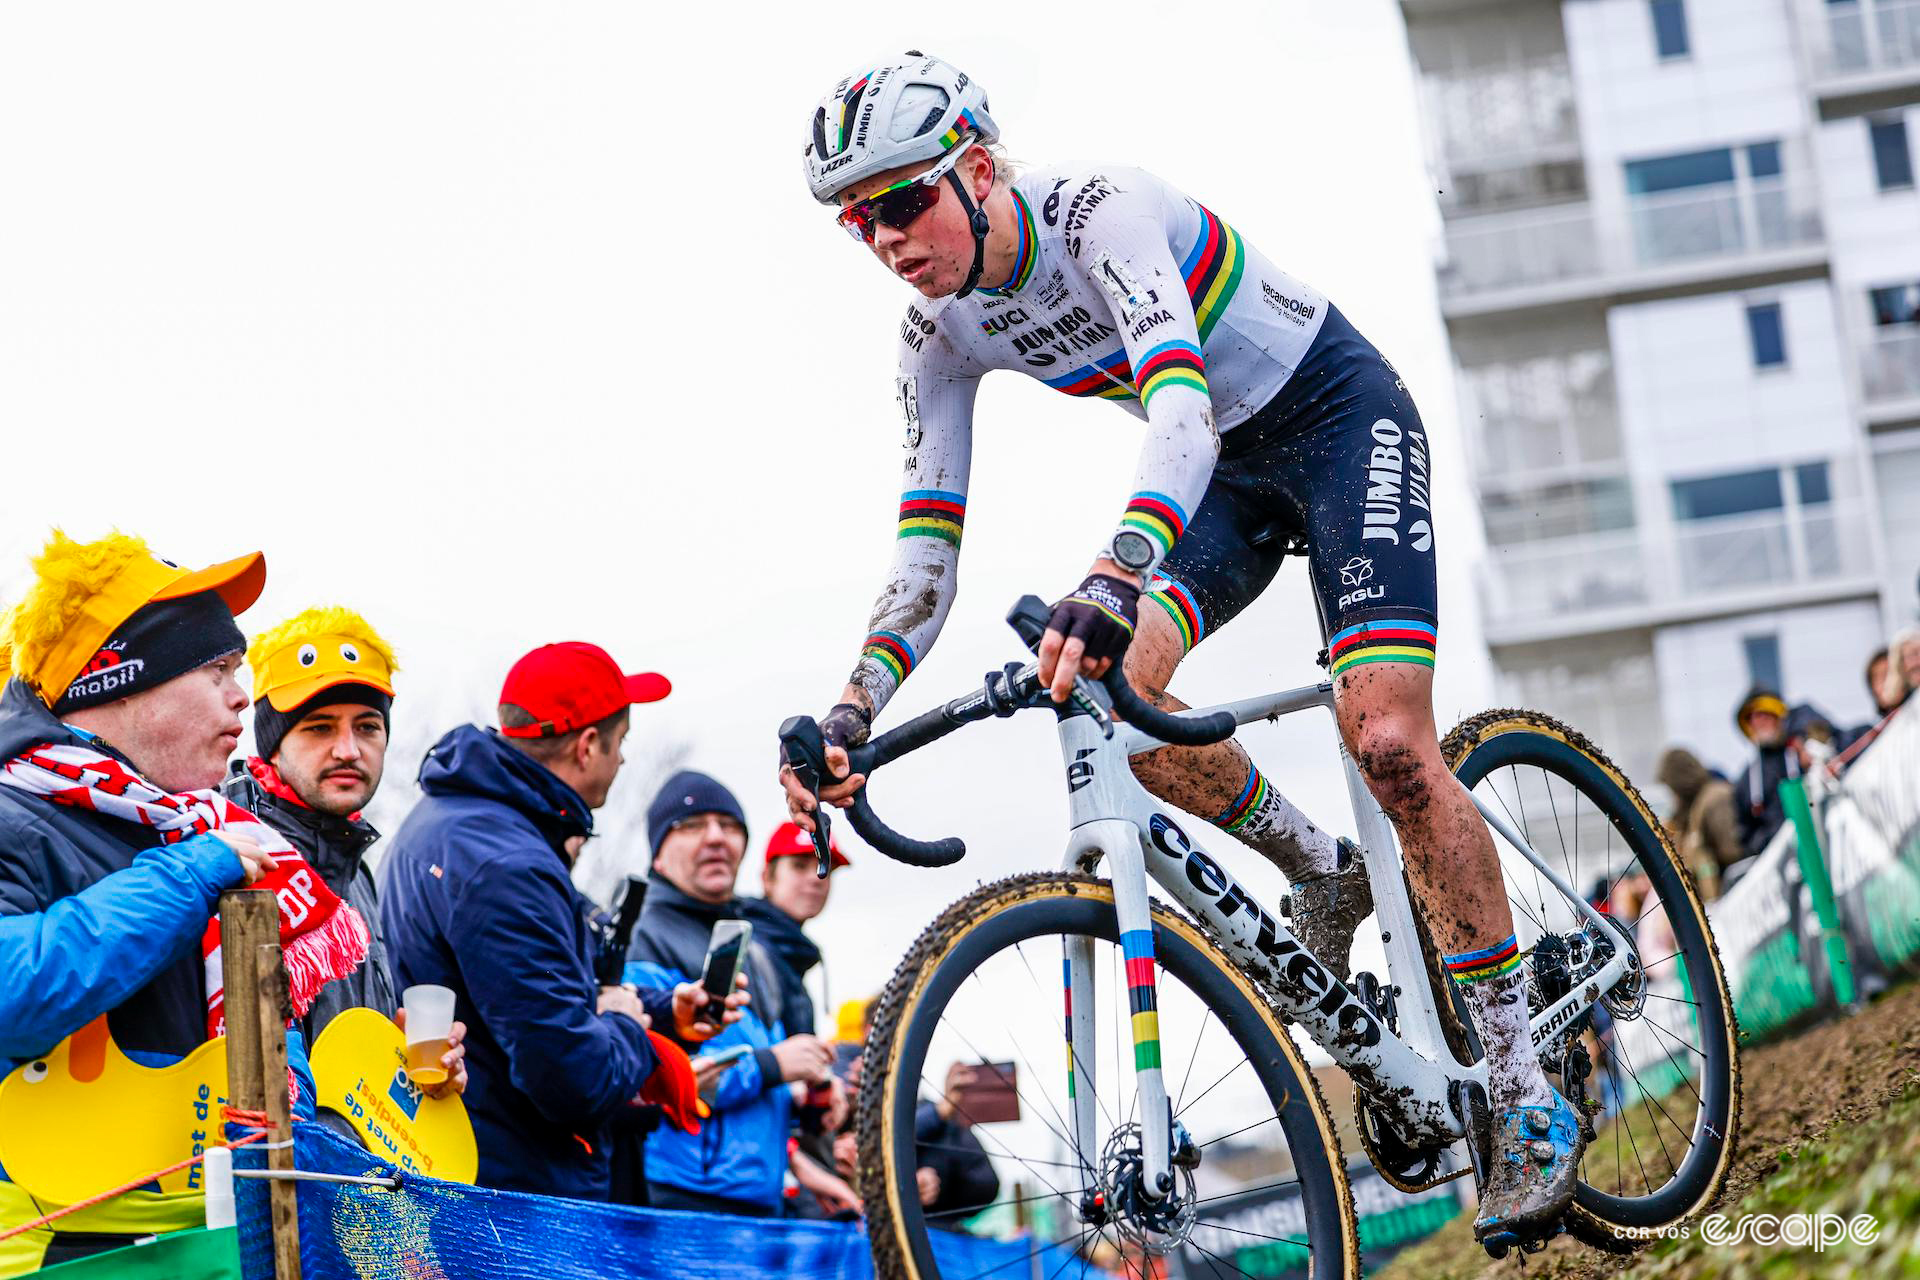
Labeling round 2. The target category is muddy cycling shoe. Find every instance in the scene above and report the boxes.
[1473,1089,1588,1252]
[1285,837,1373,984]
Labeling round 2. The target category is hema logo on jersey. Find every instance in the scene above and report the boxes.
[1358,419,1433,551]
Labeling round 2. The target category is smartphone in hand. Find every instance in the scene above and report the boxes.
[700,920,752,1023]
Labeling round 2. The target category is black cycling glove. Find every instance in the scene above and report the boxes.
[820,701,873,756]
[1046,573,1141,669]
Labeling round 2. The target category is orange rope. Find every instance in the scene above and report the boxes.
[0,1106,272,1242]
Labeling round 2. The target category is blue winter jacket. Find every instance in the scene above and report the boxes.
[380,725,657,1201]
[624,876,792,1210]
[0,680,317,1197]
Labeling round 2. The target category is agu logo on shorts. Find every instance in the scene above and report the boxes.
[1359,419,1432,548]
[1339,556,1383,611]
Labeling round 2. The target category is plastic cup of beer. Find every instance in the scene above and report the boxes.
[401,984,455,1086]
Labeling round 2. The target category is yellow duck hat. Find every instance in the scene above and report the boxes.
[247,605,400,711]
[0,529,264,706]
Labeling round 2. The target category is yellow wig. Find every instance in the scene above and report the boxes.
[247,606,400,710]
[1,530,155,701]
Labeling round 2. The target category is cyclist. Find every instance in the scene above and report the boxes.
[777,52,1586,1243]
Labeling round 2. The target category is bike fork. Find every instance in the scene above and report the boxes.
[1062,818,1175,1201]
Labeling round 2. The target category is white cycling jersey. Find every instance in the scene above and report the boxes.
[852,164,1332,713]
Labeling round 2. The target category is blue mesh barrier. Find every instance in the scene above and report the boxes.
[233,1123,1085,1279]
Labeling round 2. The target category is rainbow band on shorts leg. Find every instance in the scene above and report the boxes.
[1146,575,1205,652]
[1121,929,1161,1071]
[898,490,965,546]
[860,630,916,684]
[1328,617,1437,678]
[1214,768,1268,833]
[1445,934,1522,985]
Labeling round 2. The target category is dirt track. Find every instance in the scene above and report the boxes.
[1377,975,1920,1279]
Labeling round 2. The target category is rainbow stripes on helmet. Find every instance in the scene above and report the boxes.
[898,490,965,546]
[1445,935,1522,985]
[938,107,982,151]
[1328,616,1437,678]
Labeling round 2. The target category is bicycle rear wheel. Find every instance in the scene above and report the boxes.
[1441,709,1741,1250]
[856,872,1359,1280]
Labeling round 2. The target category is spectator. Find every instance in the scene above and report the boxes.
[742,821,857,1216]
[225,606,462,1096]
[625,772,835,1217]
[381,641,682,1200]
[1867,648,1897,717]
[1654,747,1741,899]
[1730,687,1837,859]
[915,1062,1003,1230]
[1879,626,1920,711]
[0,531,333,1272]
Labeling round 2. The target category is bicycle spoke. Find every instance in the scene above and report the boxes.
[1641,989,1701,1009]
[1610,1040,1683,1179]
[1197,1114,1280,1150]
[1191,1219,1315,1249]
[1510,765,1552,930]
[1542,767,1579,901]
[962,963,1080,1158]
[1183,1173,1303,1212]
[1173,1006,1212,1115]
[1184,1233,1273,1280]
[1172,1056,1250,1122]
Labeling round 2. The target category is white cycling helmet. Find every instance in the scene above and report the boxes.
[803,51,999,205]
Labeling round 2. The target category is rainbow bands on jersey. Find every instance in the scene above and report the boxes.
[1044,349,1135,400]
[1180,203,1246,343]
[1146,575,1205,652]
[897,490,965,546]
[1214,768,1269,833]
[1134,340,1208,411]
[1328,616,1437,678]
[1121,929,1161,1071]
[860,630,916,685]
[1445,935,1522,985]
[978,190,1037,296]
[1119,492,1188,562]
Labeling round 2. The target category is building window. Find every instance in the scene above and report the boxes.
[1746,302,1788,368]
[1794,461,1831,505]
[1869,283,1920,327]
[1742,633,1783,692]
[1625,146,1734,195]
[1651,0,1691,59]
[1671,468,1783,521]
[1870,117,1914,192]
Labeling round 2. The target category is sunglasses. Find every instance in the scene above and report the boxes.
[835,139,980,245]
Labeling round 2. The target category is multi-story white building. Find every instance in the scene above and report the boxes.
[1401,0,1920,780]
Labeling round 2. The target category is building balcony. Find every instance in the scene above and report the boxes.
[1858,324,1920,424]
[1438,179,1827,319]
[1457,348,1620,488]
[1422,56,1584,213]
[1804,0,1920,101]
[1478,507,1878,645]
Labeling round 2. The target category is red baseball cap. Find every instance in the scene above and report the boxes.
[498,641,670,738]
[765,820,850,870]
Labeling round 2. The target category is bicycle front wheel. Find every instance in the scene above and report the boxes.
[856,872,1358,1280]
[1442,709,1742,1250]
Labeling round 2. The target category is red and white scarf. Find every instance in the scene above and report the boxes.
[0,741,371,1038]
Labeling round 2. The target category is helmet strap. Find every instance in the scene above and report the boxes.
[944,167,992,298]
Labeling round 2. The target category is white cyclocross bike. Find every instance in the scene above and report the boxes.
[780,596,1739,1280]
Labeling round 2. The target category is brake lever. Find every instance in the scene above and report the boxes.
[776,715,836,880]
[1005,595,1115,738]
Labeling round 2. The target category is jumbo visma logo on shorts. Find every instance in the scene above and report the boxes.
[1359,419,1433,550]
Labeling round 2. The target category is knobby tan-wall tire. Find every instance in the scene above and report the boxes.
[1440,709,1743,1253]
[854,872,1360,1280]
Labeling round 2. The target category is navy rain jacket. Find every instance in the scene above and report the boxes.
[380,725,656,1200]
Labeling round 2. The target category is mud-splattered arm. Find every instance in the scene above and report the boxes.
[846,316,982,718]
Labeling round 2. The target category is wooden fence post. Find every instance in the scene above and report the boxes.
[221,888,302,1280]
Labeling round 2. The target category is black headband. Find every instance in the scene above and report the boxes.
[53,592,245,714]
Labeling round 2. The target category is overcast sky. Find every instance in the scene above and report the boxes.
[0,3,1492,1025]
